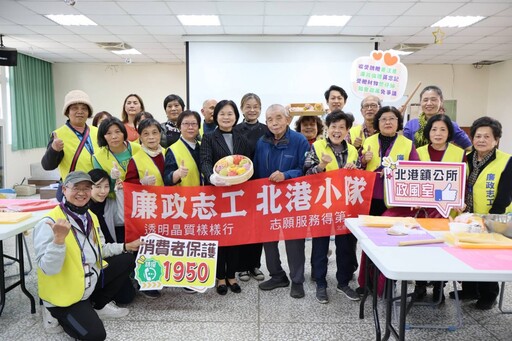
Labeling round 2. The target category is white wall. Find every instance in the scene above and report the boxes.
[4,62,186,188]
[52,63,187,126]
[486,60,512,154]
[404,64,490,127]
[3,60,511,187]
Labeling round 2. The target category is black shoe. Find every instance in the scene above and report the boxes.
[355,287,365,296]
[475,298,497,310]
[413,285,427,301]
[290,283,305,298]
[227,280,242,293]
[449,290,479,300]
[216,284,228,295]
[259,277,290,291]
[432,291,446,304]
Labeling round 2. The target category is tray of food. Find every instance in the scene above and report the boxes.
[213,155,254,185]
[288,103,325,116]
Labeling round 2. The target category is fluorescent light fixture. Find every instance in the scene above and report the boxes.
[177,15,220,26]
[307,15,351,27]
[45,14,97,26]
[431,16,485,28]
[388,49,413,56]
[112,49,141,55]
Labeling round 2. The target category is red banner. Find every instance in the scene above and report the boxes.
[124,169,376,246]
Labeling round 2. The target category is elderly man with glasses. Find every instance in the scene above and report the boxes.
[345,95,382,150]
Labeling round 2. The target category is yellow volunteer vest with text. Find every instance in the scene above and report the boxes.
[131,149,165,186]
[313,139,358,171]
[37,206,104,307]
[169,139,201,186]
[363,134,413,172]
[93,141,140,180]
[417,143,465,162]
[472,149,512,214]
[54,125,99,180]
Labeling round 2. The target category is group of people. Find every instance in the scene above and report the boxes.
[35,84,511,340]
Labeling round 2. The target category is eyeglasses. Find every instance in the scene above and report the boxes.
[181,122,198,128]
[378,117,398,123]
[362,103,379,109]
[66,186,92,193]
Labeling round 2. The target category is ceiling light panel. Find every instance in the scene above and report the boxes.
[431,16,485,28]
[307,15,351,27]
[177,15,221,26]
[45,14,97,26]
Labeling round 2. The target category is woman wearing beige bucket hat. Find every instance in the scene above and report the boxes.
[41,90,99,199]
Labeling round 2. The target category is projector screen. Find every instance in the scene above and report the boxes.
[187,41,374,125]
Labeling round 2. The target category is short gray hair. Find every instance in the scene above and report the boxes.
[360,95,382,108]
[266,104,289,117]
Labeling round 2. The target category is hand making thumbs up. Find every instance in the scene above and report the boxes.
[364,145,373,163]
[178,160,189,178]
[353,129,363,149]
[140,169,156,186]
[110,162,121,180]
[51,132,64,152]
[318,152,332,172]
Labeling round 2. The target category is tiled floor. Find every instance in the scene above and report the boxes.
[1,235,511,341]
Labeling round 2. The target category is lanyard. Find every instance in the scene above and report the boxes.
[66,121,94,156]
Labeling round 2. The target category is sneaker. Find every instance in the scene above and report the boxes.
[290,283,305,299]
[238,271,251,282]
[95,301,129,319]
[337,285,360,301]
[140,289,161,299]
[259,277,290,291]
[316,286,329,304]
[183,287,197,294]
[250,268,265,281]
[42,307,63,334]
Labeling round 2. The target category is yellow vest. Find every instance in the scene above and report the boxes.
[313,139,358,171]
[37,206,104,307]
[169,139,201,186]
[363,134,413,172]
[131,149,166,186]
[54,125,99,180]
[417,143,465,162]
[92,141,140,181]
[472,149,512,214]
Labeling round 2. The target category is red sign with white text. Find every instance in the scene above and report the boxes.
[124,169,376,246]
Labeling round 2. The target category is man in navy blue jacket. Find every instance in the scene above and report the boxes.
[254,104,310,298]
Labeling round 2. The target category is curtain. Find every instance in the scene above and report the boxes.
[10,53,55,151]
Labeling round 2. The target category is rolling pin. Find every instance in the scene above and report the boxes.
[399,238,445,246]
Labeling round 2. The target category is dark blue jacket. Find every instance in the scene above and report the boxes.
[254,127,309,180]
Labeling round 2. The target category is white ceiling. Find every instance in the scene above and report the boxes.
[0,0,511,65]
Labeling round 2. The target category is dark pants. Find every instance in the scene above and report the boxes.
[263,239,305,284]
[216,245,239,279]
[312,234,358,288]
[462,281,500,301]
[48,253,135,340]
[238,243,263,271]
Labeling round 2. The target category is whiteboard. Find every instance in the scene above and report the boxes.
[187,41,374,125]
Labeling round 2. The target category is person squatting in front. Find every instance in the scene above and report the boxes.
[34,171,142,341]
